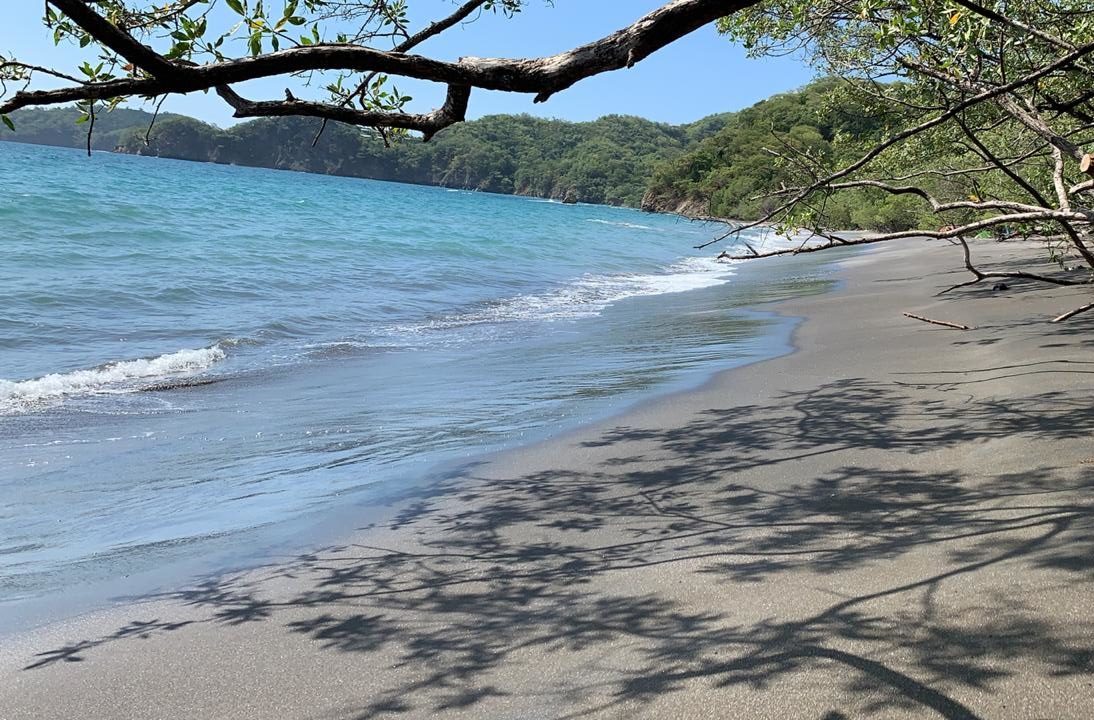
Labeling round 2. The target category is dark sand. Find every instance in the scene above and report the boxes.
[3,239,1093,719]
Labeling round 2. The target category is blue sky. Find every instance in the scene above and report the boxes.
[2,1,814,127]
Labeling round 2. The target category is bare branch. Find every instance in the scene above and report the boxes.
[216,83,471,141]
[903,312,973,330]
[716,210,1093,261]
[1069,179,1094,195]
[315,0,493,144]
[84,99,94,156]
[758,178,1048,215]
[144,94,168,145]
[936,235,1090,294]
[1052,146,1070,212]
[0,61,82,85]
[397,0,493,53]
[1052,301,1094,322]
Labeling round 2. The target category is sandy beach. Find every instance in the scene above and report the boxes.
[3,238,1092,719]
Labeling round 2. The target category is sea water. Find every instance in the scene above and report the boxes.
[0,141,836,619]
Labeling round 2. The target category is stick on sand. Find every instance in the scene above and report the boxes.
[902,312,973,330]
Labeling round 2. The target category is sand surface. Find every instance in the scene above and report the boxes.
[3,239,1093,719]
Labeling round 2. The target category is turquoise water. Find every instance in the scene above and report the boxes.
[0,142,834,613]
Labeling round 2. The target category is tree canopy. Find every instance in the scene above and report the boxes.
[711,1,1094,301]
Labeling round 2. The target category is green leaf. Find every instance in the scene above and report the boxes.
[1,115,14,132]
[226,0,245,15]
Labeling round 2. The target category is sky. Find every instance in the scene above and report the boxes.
[1,1,815,127]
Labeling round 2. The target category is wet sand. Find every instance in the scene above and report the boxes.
[3,238,1092,719]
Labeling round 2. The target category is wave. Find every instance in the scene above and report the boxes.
[301,341,380,360]
[0,345,227,413]
[398,255,736,333]
[586,219,656,231]
[729,229,836,255]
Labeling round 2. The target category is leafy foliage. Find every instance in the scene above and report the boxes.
[705,0,1094,248]
[643,79,935,230]
[6,79,935,231]
[3,106,731,207]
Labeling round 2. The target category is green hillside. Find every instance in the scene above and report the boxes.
[5,106,732,208]
[6,81,931,230]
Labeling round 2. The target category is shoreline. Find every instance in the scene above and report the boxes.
[0,245,849,636]
[4,238,1092,718]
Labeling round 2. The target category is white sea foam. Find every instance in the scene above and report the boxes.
[586,219,656,231]
[729,229,835,255]
[399,255,737,333]
[0,345,226,413]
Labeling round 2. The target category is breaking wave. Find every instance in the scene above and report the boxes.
[0,345,226,413]
[399,255,737,332]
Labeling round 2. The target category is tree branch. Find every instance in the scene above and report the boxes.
[948,0,1073,52]
[47,0,183,79]
[709,38,1094,246]
[757,178,1048,215]
[902,312,973,330]
[716,210,1093,261]
[1052,301,1094,322]
[935,235,1090,294]
[4,0,749,137]
[216,83,470,141]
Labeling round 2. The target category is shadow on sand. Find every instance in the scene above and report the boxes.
[23,374,1094,719]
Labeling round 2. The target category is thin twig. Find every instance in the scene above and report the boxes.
[145,94,167,145]
[85,101,94,156]
[903,312,973,330]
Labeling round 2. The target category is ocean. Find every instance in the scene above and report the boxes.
[0,141,836,624]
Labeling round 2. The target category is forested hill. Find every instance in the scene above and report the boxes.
[5,81,914,228]
[3,107,731,207]
[1,107,190,154]
[640,80,930,231]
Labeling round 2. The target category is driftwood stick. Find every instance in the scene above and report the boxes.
[1051,301,1094,322]
[903,312,974,330]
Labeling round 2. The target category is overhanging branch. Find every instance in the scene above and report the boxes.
[3,0,752,137]
[216,83,471,141]
[716,210,1094,261]
[707,39,1094,247]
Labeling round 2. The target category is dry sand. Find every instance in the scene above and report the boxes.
[2,238,1093,719]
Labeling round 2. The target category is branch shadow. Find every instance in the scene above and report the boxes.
[20,377,1094,718]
